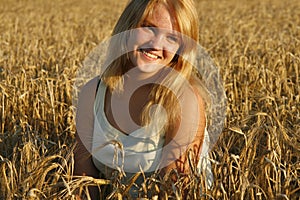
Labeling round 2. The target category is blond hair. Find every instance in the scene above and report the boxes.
[102,0,205,130]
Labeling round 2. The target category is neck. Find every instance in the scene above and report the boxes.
[124,67,167,84]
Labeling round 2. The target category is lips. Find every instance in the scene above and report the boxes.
[139,49,162,60]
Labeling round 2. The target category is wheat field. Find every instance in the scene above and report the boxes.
[0,0,299,199]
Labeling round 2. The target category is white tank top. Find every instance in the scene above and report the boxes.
[92,80,213,187]
[92,80,165,174]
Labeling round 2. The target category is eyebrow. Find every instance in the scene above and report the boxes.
[141,20,157,27]
[142,20,179,36]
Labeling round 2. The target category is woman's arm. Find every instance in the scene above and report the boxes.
[74,77,100,199]
[161,86,206,177]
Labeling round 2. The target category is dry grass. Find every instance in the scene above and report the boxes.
[0,0,299,199]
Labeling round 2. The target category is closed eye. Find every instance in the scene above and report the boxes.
[141,23,155,33]
[167,35,179,43]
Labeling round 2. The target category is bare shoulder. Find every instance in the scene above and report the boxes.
[181,84,205,112]
[180,83,206,128]
[78,77,100,100]
[76,77,100,124]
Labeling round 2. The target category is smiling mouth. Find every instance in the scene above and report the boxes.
[139,49,162,59]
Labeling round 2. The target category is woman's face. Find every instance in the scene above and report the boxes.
[127,4,181,74]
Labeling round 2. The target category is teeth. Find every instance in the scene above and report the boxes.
[142,50,159,59]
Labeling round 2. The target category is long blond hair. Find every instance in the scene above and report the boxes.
[102,0,205,130]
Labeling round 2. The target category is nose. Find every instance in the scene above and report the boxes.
[149,34,164,50]
[148,32,179,54]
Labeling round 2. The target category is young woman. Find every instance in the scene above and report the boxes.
[75,0,215,198]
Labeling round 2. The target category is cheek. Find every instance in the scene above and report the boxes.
[165,43,180,56]
[166,46,180,60]
[128,29,151,48]
[136,32,153,46]
[127,30,141,50]
[126,34,136,51]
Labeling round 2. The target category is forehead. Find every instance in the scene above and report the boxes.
[144,4,179,31]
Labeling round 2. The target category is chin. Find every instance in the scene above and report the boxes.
[136,63,164,74]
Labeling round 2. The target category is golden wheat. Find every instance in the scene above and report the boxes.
[0,0,299,199]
